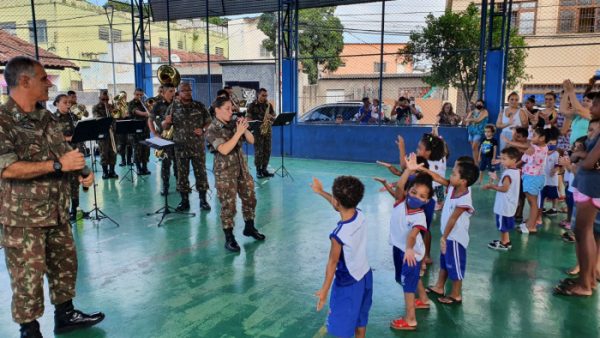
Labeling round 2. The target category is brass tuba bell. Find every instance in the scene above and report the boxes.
[154,65,180,160]
[157,64,181,88]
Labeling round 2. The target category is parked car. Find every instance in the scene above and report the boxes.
[299,102,390,124]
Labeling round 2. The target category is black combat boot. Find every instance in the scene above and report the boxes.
[108,165,118,179]
[199,190,211,211]
[70,198,79,222]
[243,219,266,241]
[135,163,142,174]
[141,162,151,175]
[20,320,42,338]
[176,193,190,211]
[256,166,265,179]
[119,154,126,167]
[224,228,240,252]
[262,167,275,177]
[54,300,105,334]
[101,165,109,179]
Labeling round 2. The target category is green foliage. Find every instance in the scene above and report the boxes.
[258,8,344,84]
[208,17,229,27]
[403,3,529,105]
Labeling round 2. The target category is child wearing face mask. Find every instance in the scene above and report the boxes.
[375,154,433,331]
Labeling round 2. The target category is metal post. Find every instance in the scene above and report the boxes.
[377,0,386,125]
[205,0,212,99]
[30,0,39,60]
[166,0,172,65]
[501,0,513,103]
[105,5,117,97]
[277,0,283,117]
[477,0,488,99]
[130,0,137,69]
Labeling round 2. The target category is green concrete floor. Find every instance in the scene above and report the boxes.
[0,155,599,338]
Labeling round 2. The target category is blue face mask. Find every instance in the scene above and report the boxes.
[548,144,557,151]
[406,195,427,209]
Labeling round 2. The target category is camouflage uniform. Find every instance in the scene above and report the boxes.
[171,100,211,193]
[247,100,275,170]
[150,99,176,191]
[54,111,82,206]
[91,103,117,166]
[69,103,89,120]
[205,119,256,229]
[128,99,150,166]
[0,98,77,324]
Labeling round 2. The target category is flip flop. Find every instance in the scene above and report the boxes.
[565,268,579,276]
[425,287,444,297]
[553,284,592,297]
[559,278,578,286]
[390,317,417,331]
[415,299,430,309]
[438,296,462,305]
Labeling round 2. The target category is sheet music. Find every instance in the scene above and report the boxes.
[145,137,174,147]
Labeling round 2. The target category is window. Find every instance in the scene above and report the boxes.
[204,44,208,54]
[159,37,168,48]
[0,22,16,35]
[497,1,537,35]
[558,1,600,33]
[215,47,224,56]
[177,40,183,49]
[28,20,47,43]
[374,62,387,73]
[99,26,121,42]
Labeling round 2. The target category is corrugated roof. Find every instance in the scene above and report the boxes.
[0,30,79,70]
[149,0,380,21]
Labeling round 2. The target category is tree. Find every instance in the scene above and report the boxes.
[258,8,344,84]
[403,4,529,107]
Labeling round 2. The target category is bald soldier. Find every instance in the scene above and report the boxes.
[0,57,104,338]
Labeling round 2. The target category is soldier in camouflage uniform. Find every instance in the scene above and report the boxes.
[128,88,151,175]
[0,57,104,338]
[206,96,266,252]
[149,84,177,195]
[92,90,119,180]
[247,88,276,178]
[163,83,212,211]
[67,90,89,120]
[53,94,85,222]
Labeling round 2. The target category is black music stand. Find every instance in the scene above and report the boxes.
[72,118,119,227]
[143,138,196,226]
[115,120,146,184]
[272,113,296,180]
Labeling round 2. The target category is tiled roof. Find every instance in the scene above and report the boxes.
[150,46,226,67]
[0,30,79,70]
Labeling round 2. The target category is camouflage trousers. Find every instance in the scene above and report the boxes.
[1,223,77,323]
[118,134,133,163]
[215,168,256,229]
[175,151,209,193]
[133,131,150,164]
[254,131,272,169]
[161,148,177,189]
[70,174,80,202]
[98,139,116,166]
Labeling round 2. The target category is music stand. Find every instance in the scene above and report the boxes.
[115,120,147,184]
[272,113,296,180]
[142,138,196,226]
[72,118,119,227]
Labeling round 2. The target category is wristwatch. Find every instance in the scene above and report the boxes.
[53,160,62,173]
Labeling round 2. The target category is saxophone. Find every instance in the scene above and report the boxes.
[260,103,272,135]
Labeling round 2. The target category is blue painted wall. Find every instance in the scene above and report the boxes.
[246,125,472,167]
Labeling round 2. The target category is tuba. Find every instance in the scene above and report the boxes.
[155,65,181,159]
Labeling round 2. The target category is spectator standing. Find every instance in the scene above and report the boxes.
[464,99,489,164]
[437,102,462,126]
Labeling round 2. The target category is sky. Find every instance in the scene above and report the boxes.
[89,0,447,44]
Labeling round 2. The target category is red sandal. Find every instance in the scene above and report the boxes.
[390,317,417,331]
[415,299,430,309]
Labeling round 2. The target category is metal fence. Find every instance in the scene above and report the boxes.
[0,0,598,125]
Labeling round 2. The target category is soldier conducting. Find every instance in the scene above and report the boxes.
[0,57,104,338]
[206,97,266,252]
[163,82,212,211]
[67,90,89,120]
[149,83,177,196]
[128,88,151,175]
[92,89,119,180]
[247,88,276,178]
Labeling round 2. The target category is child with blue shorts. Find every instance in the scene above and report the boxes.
[311,175,372,338]
[375,153,434,330]
[478,124,498,184]
[484,147,522,251]
[420,160,480,304]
